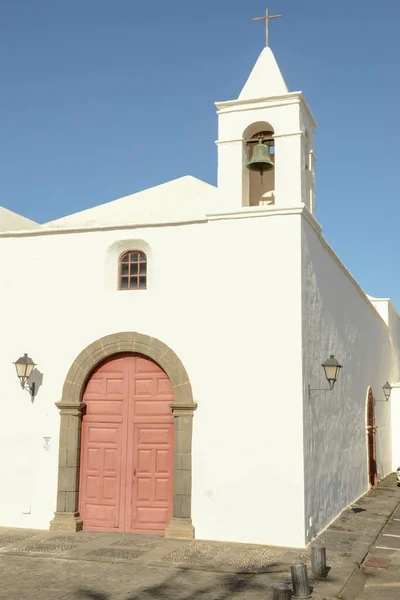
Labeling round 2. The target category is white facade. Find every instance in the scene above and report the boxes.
[0,46,398,548]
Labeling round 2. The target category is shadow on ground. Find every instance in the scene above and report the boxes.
[75,570,268,600]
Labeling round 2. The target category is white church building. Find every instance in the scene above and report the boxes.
[1,43,400,550]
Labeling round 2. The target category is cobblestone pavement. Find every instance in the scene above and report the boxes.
[0,530,292,574]
[0,474,399,599]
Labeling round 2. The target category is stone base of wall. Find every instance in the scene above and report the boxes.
[164,517,195,540]
[50,512,83,532]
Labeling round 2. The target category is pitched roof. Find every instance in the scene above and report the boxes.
[42,176,218,230]
[0,206,39,232]
[239,47,289,100]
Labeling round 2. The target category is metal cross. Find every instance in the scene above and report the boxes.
[253,8,282,48]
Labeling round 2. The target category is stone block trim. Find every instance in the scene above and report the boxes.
[51,332,196,539]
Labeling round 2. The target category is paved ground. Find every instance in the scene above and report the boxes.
[342,481,400,599]
[0,474,399,599]
[0,554,287,600]
[0,530,293,574]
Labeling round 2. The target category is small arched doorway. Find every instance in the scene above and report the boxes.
[79,353,174,533]
[366,388,378,489]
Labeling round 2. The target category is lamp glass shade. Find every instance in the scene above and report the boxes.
[383,382,392,401]
[322,355,342,389]
[14,354,36,382]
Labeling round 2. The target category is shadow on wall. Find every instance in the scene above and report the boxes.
[74,571,268,599]
[30,369,44,403]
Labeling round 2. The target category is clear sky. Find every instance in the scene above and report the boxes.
[1,1,399,305]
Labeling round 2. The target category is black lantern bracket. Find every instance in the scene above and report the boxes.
[20,379,36,398]
[308,384,332,396]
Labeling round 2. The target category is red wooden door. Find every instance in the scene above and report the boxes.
[367,389,378,489]
[79,353,174,533]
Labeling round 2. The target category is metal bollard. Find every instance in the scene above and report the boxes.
[311,546,329,578]
[272,583,292,599]
[291,561,312,599]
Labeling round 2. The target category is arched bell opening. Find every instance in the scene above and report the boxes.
[243,122,275,207]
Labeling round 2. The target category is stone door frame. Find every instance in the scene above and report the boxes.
[366,386,378,490]
[50,332,197,540]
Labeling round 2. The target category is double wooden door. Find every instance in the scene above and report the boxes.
[79,353,174,533]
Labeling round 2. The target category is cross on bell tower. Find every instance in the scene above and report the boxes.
[253,8,282,48]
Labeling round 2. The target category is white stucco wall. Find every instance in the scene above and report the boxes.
[391,385,400,472]
[301,218,392,543]
[374,301,400,471]
[0,209,306,547]
[387,303,400,384]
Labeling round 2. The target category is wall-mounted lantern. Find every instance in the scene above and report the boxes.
[309,354,343,398]
[383,382,392,402]
[14,353,36,397]
[321,355,343,391]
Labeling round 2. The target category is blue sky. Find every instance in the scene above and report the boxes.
[1,1,399,305]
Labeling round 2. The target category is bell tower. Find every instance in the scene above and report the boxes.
[216,45,317,214]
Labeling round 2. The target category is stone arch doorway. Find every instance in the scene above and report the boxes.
[366,387,378,489]
[50,333,196,540]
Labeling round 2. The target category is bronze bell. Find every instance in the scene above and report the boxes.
[246,140,274,173]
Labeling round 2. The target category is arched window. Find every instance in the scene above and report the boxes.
[119,251,147,290]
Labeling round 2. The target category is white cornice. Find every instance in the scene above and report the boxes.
[0,204,322,237]
[207,205,323,234]
[215,138,243,146]
[216,95,301,116]
[215,92,317,128]
[207,205,302,221]
[216,132,303,145]
[0,217,208,238]
[215,91,302,109]
[301,206,323,234]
